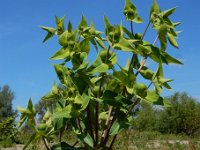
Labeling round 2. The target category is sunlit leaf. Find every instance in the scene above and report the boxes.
[124,0,143,23]
[41,26,56,43]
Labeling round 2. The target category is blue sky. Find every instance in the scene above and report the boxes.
[0,0,200,109]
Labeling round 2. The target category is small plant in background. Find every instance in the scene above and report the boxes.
[18,0,182,149]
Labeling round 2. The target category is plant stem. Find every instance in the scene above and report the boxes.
[129,35,159,113]
[100,106,113,146]
[102,110,117,146]
[72,141,79,147]
[105,46,111,63]
[77,118,82,134]
[141,21,151,39]
[135,34,159,76]
[109,134,117,149]
[128,20,151,70]
[130,21,134,35]
[87,105,95,143]
[42,137,51,150]
[95,101,99,145]
[128,98,140,113]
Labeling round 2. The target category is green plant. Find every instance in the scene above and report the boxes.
[18,0,182,149]
[0,85,16,120]
[0,116,18,147]
[158,92,200,136]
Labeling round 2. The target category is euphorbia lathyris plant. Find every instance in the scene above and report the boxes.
[18,0,182,149]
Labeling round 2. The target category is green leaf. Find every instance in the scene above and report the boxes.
[162,7,177,17]
[95,37,106,49]
[158,24,168,51]
[83,133,94,148]
[37,123,47,132]
[109,120,120,136]
[102,90,122,107]
[104,16,113,34]
[98,49,117,67]
[109,119,130,136]
[168,32,179,48]
[42,82,60,101]
[50,47,71,60]
[79,38,90,54]
[160,51,183,65]
[27,99,35,114]
[78,132,94,148]
[137,43,153,56]
[124,0,143,23]
[71,52,87,69]
[78,15,88,32]
[88,63,109,74]
[113,37,136,52]
[52,82,58,94]
[145,90,170,107]
[106,79,122,94]
[55,16,65,35]
[54,64,71,84]
[140,66,154,80]
[17,99,36,128]
[68,21,73,32]
[52,142,79,150]
[150,0,161,21]
[123,27,134,39]
[113,68,135,88]
[173,22,181,27]
[41,26,56,43]
[17,114,27,128]
[53,105,72,130]
[58,30,77,47]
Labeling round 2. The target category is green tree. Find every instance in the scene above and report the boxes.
[133,102,159,131]
[0,85,15,120]
[18,0,182,149]
[0,85,18,147]
[158,92,200,136]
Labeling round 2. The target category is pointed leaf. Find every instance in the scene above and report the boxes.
[50,47,71,60]
[158,24,168,51]
[41,26,56,43]
[160,51,183,65]
[162,7,177,17]
[124,0,143,23]
[168,32,179,48]
[150,0,161,21]
[113,37,136,52]
[88,63,109,74]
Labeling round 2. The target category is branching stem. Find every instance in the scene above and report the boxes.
[100,106,113,146]
[128,20,151,70]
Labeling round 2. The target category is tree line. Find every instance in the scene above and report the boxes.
[1,85,200,147]
[133,92,200,136]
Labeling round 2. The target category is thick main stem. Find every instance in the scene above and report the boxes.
[95,102,99,145]
[87,106,95,143]
[100,106,113,146]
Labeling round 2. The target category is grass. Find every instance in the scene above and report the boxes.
[112,129,200,150]
[1,129,200,149]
